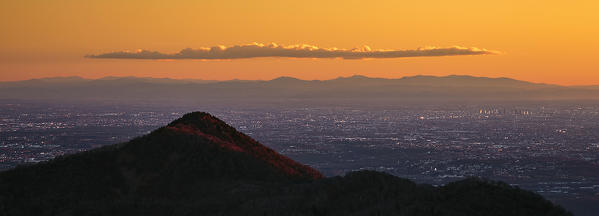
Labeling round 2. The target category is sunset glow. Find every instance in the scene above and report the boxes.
[1,0,598,85]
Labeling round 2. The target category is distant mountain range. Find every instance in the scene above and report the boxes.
[0,112,571,215]
[1,75,598,104]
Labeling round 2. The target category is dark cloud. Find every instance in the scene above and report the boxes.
[85,43,498,60]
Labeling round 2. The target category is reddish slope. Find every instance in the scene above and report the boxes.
[165,112,323,180]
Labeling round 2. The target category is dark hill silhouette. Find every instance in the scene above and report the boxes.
[0,112,571,216]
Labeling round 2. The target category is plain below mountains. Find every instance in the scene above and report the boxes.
[0,112,571,216]
[0,75,597,104]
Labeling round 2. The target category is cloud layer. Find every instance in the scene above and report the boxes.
[86,43,498,60]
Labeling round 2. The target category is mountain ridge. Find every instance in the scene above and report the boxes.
[0,74,554,85]
[0,75,597,103]
[0,74,594,88]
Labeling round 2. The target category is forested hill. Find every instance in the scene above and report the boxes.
[0,112,571,216]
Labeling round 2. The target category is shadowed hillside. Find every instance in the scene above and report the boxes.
[0,112,571,216]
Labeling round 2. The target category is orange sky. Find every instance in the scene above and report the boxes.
[1,0,598,85]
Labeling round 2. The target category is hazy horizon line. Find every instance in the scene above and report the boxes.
[2,74,593,87]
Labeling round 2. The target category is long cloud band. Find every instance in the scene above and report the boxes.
[86,43,498,60]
